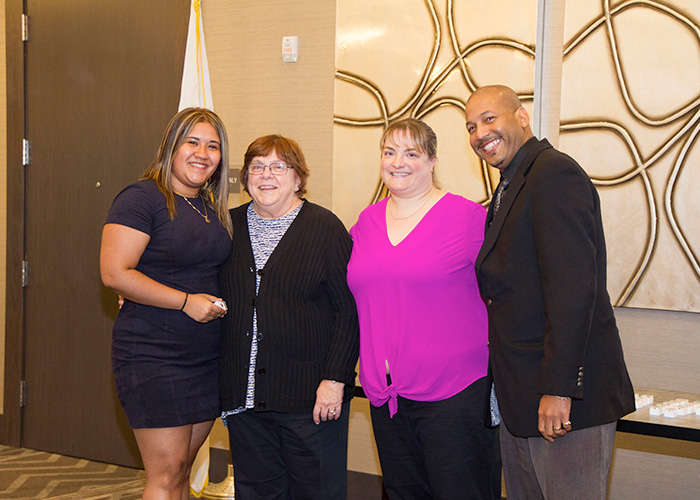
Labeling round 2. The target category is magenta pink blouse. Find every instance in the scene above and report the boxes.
[347,193,489,417]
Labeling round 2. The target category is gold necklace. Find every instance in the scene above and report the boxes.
[389,189,434,220]
[176,192,210,223]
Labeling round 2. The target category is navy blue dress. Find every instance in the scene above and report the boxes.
[106,179,231,428]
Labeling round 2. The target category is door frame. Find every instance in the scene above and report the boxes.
[1,0,26,447]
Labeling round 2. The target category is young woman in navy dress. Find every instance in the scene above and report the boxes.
[101,108,232,499]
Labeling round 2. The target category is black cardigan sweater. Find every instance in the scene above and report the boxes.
[219,201,360,413]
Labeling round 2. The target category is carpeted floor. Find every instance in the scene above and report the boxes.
[0,445,386,499]
[0,445,145,499]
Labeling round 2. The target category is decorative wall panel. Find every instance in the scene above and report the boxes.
[334,0,699,312]
[559,0,700,312]
[333,0,538,225]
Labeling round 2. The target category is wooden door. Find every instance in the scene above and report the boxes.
[21,0,189,467]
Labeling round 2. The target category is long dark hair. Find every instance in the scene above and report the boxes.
[141,108,232,236]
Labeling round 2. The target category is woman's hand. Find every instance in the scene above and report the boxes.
[182,294,228,323]
[313,379,345,424]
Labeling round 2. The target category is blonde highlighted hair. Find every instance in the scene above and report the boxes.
[141,107,232,236]
[380,118,437,159]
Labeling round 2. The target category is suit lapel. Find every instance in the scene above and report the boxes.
[475,139,553,272]
[476,174,525,271]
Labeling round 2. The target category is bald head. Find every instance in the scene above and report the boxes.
[464,85,534,170]
[467,85,523,113]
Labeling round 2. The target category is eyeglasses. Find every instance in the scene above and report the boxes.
[247,161,294,176]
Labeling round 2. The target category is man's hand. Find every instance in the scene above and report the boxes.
[538,395,572,442]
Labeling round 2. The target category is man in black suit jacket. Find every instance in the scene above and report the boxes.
[465,85,634,499]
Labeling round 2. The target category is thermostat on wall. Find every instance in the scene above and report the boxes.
[282,36,298,63]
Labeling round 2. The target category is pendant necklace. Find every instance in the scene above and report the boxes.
[176,192,210,223]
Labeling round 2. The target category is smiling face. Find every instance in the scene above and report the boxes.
[465,87,533,171]
[380,131,436,199]
[171,121,222,195]
[247,149,301,219]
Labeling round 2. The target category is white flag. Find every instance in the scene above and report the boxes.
[182,2,214,495]
[179,0,214,111]
[190,435,210,497]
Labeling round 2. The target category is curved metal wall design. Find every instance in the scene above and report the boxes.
[333,0,537,221]
[333,0,699,312]
[559,0,699,312]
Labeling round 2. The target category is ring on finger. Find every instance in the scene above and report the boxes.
[329,410,336,416]
[563,421,571,426]
[554,426,562,431]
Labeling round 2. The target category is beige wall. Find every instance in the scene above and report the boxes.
[202,0,336,211]
[610,308,700,498]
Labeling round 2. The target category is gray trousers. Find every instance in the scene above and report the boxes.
[499,420,617,500]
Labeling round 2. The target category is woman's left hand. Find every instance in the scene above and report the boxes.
[313,379,345,424]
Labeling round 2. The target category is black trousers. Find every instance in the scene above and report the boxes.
[225,402,350,500]
[370,377,501,500]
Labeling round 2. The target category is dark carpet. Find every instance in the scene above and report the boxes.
[0,445,385,499]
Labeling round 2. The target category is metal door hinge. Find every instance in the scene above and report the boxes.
[22,260,29,287]
[21,14,29,42]
[22,139,30,166]
[19,380,27,407]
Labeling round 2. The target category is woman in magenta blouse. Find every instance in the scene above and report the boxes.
[347,118,500,499]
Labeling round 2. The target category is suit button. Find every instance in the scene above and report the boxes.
[578,371,584,377]
[577,381,583,387]
[258,401,266,409]
[487,299,493,306]
[257,333,263,341]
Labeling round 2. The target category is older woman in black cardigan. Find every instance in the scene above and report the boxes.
[218,134,359,499]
